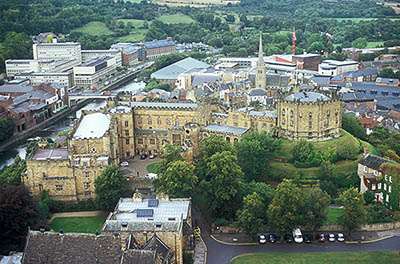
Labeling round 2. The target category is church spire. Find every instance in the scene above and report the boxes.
[257,32,264,67]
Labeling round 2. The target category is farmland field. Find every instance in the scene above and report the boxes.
[71,21,113,36]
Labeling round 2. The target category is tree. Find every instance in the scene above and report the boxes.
[319,160,335,180]
[292,139,313,163]
[0,185,45,255]
[94,164,126,211]
[0,117,16,143]
[267,179,304,235]
[352,37,368,49]
[302,188,330,231]
[339,187,367,237]
[363,189,376,205]
[155,160,197,198]
[236,131,281,182]
[242,181,274,206]
[0,155,26,186]
[236,192,265,238]
[225,14,235,23]
[342,114,366,140]
[157,144,183,174]
[196,135,235,181]
[203,151,244,219]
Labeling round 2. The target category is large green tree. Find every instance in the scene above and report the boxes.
[342,114,366,140]
[94,164,126,211]
[302,188,330,231]
[0,117,16,143]
[0,155,25,186]
[155,160,197,198]
[203,151,244,219]
[292,139,313,163]
[242,181,274,207]
[236,192,265,238]
[339,187,367,237]
[236,131,281,182]
[0,32,32,73]
[267,179,304,235]
[157,144,183,174]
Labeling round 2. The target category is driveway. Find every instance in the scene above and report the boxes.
[127,157,161,177]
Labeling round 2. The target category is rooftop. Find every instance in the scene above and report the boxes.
[284,91,331,103]
[129,101,197,110]
[31,149,69,161]
[151,57,209,80]
[73,113,111,139]
[202,124,249,136]
[359,153,398,171]
[0,84,33,94]
[78,56,112,67]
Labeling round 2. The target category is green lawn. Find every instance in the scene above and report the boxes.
[71,21,113,36]
[157,14,195,24]
[146,162,160,173]
[232,252,400,264]
[49,216,106,234]
[116,29,147,42]
[325,207,344,225]
[366,41,384,48]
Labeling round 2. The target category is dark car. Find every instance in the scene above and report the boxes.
[140,154,148,160]
[268,234,277,243]
[316,233,326,242]
[284,234,293,243]
[304,234,313,243]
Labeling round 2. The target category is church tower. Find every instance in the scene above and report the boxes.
[255,32,267,89]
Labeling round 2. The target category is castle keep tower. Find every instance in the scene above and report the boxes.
[255,32,267,89]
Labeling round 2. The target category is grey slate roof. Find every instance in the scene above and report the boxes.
[120,250,157,264]
[248,88,268,96]
[359,153,398,171]
[202,124,249,135]
[248,111,277,119]
[0,84,33,94]
[31,149,69,160]
[142,235,170,264]
[130,101,197,110]
[310,76,331,86]
[284,92,331,103]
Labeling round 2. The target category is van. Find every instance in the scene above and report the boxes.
[292,228,303,243]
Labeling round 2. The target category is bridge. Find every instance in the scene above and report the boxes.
[68,92,117,105]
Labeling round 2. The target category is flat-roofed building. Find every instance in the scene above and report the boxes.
[81,49,122,67]
[16,71,74,88]
[33,42,81,63]
[103,193,192,264]
[318,60,359,76]
[5,60,40,77]
[73,56,117,89]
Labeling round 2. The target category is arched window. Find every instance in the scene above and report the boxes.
[157,117,161,125]
[175,118,179,126]
[138,117,142,124]
[290,110,293,118]
[148,117,152,125]
[226,136,230,142]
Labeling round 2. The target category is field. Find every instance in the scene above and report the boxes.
[49,216,106,234]
[366,41,385,48]
[232,252,400,264]
[71,21,114,36]
[157,14,195,24]
[325,207,344,225]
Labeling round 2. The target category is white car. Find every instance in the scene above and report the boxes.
[337,233,345,242]
[293,228,303,243]
[120,161,129,167]
[328,233,336,242]
[258,234,267,244]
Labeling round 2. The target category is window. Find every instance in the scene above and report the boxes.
[125,121,129,127]
[364,166,367,173]
[234,115,238,121]
[372,184,376,190]
[309,121,312,129]
[386,195,389,202]
[234,122,238,127]
[282,119,285,125]
[175,118,179,126]
[84,182,90,190]
[244,121,248,127]
[290,120,294,127]
[390,176,392,183]
[138,117,142,124]
[327,110,330,117]
[84,171,90,178]
[125,130,129,136]
[378,183,382,189]
[282,109,286,116]
[138,138,143,144]
[299,112,302,118]
[74,159,79,166]
[83,161,89,167]
[148,117,152,125]
[374,170,378,176]
[290,110,293,118]
[126,139,130,145]
[309,112,312,118]
[150,139,155,145]
[157,117,161,125]
[55,184,63,191]
[389,186,392,193]
[385,175,388,181]
[384,183,387,191]
[262,123,267,128]
[85,191,92,196]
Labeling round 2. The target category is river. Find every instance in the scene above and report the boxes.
[0,81,145,169]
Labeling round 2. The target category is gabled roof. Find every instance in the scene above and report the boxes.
[248,88,268,96]
[202,124,249,136]
[142,235,170,264]
[359,153,398,171]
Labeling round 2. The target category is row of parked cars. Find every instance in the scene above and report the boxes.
[259,229,345,244]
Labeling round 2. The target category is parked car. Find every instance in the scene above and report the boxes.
[284,234,293,243]
[328,233,336,242]
[316,233,326,242]
[268,234,277,243]
[149,154,157,159]
[258,234,267,244]
[304,234,313,243]
[292,228,303,243]
[140,154,148,160]
[337,233,345,242]
[120,161,129,167]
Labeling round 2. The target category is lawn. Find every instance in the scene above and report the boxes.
[146,162,160,173]
[71,21,113,36]
[157,14,195,24]
[325,207,344,225]
[116,29,147,42]
[116,19,146,28]
[366,41,384,48]
[49,216,106,234]
[232,252,400,264]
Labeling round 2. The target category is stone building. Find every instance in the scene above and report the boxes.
[102,193,191,264]
[255,33,267,89]
[277,91,342,141]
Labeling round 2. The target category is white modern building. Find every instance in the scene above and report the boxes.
[16,72,74,88]
[318,60,359,76]
[6,59,79,78]
[81,50,122,67]
[33,42,82,62]
[73,56,117,89]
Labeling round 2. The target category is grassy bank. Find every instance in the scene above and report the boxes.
[49,216,106,234]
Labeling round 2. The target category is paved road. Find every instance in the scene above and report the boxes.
[192,209,400,264]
